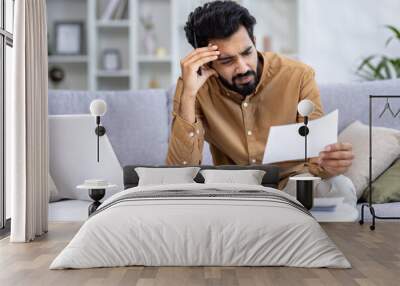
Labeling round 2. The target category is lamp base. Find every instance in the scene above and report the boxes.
[88,188,105,215]
[296,180,314,210]
[289,176,320,210]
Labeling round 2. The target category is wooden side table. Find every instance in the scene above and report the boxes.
[77,184,117,216]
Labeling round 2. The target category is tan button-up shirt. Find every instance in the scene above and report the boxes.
[166,52,332,189]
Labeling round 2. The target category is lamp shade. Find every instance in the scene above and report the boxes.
[297,99,314,117]
[90,99,107,116]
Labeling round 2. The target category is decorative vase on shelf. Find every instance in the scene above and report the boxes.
[144,30,157,55]
[140,13,157,55]
[101,49,121,71]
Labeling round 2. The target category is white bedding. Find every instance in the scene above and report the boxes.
[50,183,351,269]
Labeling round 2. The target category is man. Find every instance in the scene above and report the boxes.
[165,1,354,189]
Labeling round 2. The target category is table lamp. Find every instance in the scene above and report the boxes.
[89,99,107,162]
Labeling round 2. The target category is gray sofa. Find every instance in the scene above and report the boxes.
[48,79,400,166]
[48,78,400,221]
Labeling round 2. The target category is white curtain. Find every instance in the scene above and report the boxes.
[8,0,49,242]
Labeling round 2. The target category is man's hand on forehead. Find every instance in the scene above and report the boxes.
[179,45,220,97]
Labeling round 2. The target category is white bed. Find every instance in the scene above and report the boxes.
[50,183,351,269]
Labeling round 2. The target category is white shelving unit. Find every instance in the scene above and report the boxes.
[89,0,131,90]
[47,0,299,91]
[47,0,89,90]
[96,19,130,27]
[243,0,299,58]
[48,55,88,64]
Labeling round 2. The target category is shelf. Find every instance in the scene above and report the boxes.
[137,55,172,63]
[46,0,300,91]
[97,70,130,78]
[96,20,130,28]
[48,55,88,64]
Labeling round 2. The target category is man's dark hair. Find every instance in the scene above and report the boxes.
[184,1,256,48]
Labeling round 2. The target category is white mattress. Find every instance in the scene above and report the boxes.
[50,199,400,222]
[50,183,350,269]
[50,173,362,222]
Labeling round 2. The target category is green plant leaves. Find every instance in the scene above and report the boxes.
[385,25,400,47]
[357,25,400,81]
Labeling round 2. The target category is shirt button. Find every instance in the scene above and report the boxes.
[189,132,195,137]
[243,102,248,107]
[247,130,252,136]
[183,161,187,165]
[251,159,256,163]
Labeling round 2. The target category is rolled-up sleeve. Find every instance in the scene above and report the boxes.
[165,78,205,165]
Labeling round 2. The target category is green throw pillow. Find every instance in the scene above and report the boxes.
[362,158,400,204]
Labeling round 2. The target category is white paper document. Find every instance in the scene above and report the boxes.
[263,110,338,164]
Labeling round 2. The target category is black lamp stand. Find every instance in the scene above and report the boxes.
[296,116,314,210]
[88,188,106,216]
[298,116,310,163]
[94,115,106,162]
[296,180,314,210]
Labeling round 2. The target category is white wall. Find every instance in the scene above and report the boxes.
[298,0,400,84]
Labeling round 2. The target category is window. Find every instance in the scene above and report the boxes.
[0,0,14,232]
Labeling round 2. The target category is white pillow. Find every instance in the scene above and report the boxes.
[135,167,201,186]
[200,169,266,185]
[338,121,400,199]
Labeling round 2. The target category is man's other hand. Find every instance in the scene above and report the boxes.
[318,142,354,177]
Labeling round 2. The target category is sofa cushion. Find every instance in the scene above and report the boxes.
[319,79,400,132]
[49,173,61,202]
[49,89,169,166]
[361,158,400,204]
[338,121,400,199]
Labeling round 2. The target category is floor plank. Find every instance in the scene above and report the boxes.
[0,222,399,286]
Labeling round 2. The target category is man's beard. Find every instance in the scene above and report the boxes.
[218,69,260,96]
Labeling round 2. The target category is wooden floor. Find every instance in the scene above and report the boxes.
[0,222,399,286]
